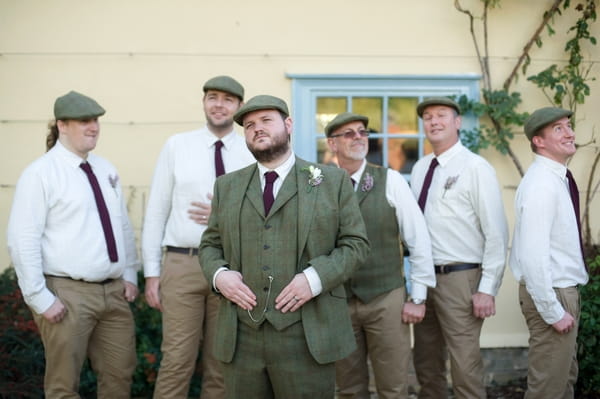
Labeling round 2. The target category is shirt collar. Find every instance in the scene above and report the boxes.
[351,159,368,190]
[53,140,89,168]
[535,154,568,181]
[202,126,240,149]
[435,140,464,167]
[257,151,295,182]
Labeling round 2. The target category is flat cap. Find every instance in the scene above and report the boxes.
[324,112,369,137]
[417,97,461,118]
[203,75,244,101]
[524,107,573,140]
[233,95,289,126]
[54,91,106,120]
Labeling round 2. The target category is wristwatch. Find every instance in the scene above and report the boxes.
[409,297,426,305]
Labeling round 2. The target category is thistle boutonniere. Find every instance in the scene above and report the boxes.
[108,174,119,196]
[361,172,374,192]
[302,165,324,192]
[443,175,459,198]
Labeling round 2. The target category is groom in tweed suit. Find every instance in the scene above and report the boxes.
[199,95,370,399]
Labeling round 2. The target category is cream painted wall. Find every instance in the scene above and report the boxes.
[1,0,598,347]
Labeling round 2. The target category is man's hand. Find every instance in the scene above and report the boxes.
[188,193,213,225]
[472,292,496,319]
[124,281,139,303]
[402,301,426,324]
[552,312,576,334]
[145,277,162,311]
[275,273,312,313]
[215,270,257,310]
[42,298,67,323]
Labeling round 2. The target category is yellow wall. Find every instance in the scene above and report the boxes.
[1,0,599,347]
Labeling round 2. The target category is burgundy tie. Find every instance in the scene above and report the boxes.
[566,169,585,262]
[418,158,439,212]
[80,162,119,262]
[214,140,225,178]
[263,171,278,216]
[351,178,356,188]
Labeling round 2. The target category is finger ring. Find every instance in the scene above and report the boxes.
[293,296,300,301]
[202,215,206,219]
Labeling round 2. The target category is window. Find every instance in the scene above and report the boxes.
[289,75,480,177]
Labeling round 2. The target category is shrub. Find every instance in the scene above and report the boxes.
[577,254,600,397]
[0,269,202,398]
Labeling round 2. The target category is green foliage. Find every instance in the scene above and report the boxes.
[577,254,600,396]
[0,269,203,398]
[455,92,529,154]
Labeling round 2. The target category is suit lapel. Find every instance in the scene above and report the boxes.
[296,158,319,264]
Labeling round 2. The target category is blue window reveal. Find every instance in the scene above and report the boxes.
[288,74,480,180]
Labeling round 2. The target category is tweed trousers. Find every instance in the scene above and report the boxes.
[519,285,579,399]
[413,268,485,399]
[153,251,224,399]
[34,276,136,399]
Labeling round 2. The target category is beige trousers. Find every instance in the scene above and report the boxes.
[336,286,411,399]
[519,285,579,399]
[413,268,485,399]
[34,276,136,399]
[153,251,224,399]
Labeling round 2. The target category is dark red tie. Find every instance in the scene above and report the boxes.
[566,169,585,262]
[80,162,119,262]
[351,178,356,188]
[214,140,225,178]
[263,171,278,216]
[418,158,439,212]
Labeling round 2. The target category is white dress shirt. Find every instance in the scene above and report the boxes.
[142,127,255,277]
[351,160,435,300]
[7,141,140,314]
[410,141,508,296]
[509,155,588,324]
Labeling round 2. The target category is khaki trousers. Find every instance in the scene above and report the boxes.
[336,287,410,399]
[222,320,335,399]
[413,268,485,399]
[34,276,136,399]
[153,251,224,399]
[519,285,579,399]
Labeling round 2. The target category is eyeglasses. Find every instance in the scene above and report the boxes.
[329,130,370,139]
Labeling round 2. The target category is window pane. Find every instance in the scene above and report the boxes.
[388,137,420,173]
[352,97,382,132]
[317,137,337,165]
[388,97,419,134]
[366,137,384,166]
[316,97,347,134]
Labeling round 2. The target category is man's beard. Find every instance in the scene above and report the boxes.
[248,132,290,163]
[206,116,233,132]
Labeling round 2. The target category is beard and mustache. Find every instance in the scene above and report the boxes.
[247,129,291,164]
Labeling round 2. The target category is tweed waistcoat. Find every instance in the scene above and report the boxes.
[348,164,404,303]
[237,170,302,330]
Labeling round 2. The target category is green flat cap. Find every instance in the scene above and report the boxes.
[203,75,244,101]
[324,112,369,137]
[524,107,573,140]
[233,95,289,126]
[417,97,461,118]
[54,91,106,120]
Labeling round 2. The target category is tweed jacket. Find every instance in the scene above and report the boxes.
[200,156,370,364]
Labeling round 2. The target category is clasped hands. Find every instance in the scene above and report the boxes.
[215,271,312,313]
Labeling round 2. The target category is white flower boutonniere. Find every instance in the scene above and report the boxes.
[443,175,459,198]
[302,165,324,192]
[108,174,119,196]
[361,172,374,192]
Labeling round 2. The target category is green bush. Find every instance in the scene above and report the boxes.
[577,254,600,397]
[0,269,202,398]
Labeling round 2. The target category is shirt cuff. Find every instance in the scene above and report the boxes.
[213,266,229,292]
[410,282,428,300]
[303,266,322,297]
[477,276,498,297]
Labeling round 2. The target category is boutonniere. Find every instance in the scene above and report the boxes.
[443,175,459,198]
[361,172,374,192]
[302,165,324,192]
[108,174,119,196]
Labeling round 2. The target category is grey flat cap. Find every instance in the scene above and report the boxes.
[203,75,244,101]
[324,112,369,137]
[233,95,289,126]
[417,97,461,118]
[54,91,106,120]
[524,107,573,140]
